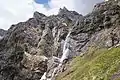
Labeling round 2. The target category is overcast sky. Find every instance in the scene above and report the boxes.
[0,0,104,30]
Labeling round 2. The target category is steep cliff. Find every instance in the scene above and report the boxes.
[0,29,7,39]
[0,0,120,80]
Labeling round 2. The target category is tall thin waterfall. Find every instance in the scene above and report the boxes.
[51,31,71,80]
[60,31,71,63]
[40,21,78,80]
[40,31,71,80]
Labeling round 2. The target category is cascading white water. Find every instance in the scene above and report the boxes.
[60,48,69,63]
[40,30,72,80]
[50,31,71,80]
[40,21,79,80]
[63,31,71,53]
[40,72,47,80]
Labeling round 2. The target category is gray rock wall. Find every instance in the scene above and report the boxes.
[0,0,120,80]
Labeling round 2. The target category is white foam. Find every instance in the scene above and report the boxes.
[63,31,70,53]
[40,72,47,80]
[60,48,69,63]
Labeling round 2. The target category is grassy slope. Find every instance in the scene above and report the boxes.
[56,48,120,80]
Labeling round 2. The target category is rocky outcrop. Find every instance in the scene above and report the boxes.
[0,29,7,40]
[0,0,120,80]
[0,29,7,36]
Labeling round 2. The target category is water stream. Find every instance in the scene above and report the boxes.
[40,30,71,80]
[40,20,79,80]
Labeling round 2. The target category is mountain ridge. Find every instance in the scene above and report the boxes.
[0,0,120,80]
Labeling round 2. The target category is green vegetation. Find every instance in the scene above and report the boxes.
[57,48,120,80]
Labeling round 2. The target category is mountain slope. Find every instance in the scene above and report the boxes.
[0,0,120,80]
[0,29,7,39]
[56,47,120,80]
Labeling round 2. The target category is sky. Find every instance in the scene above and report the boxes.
[0,0,104,30]
[35,0,49,4]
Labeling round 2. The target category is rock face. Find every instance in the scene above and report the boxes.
[0,0,120,80]
[0,29,7,36]
[0,29,7,40]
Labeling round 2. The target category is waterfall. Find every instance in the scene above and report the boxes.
[49,31,71,80]
[40,20,79,80]
[60,28,72,62]
[40,72,47,80]
[40,30,72,80]
[63,31,71,54]
[40,31,71,80]
[60,48,69,63]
